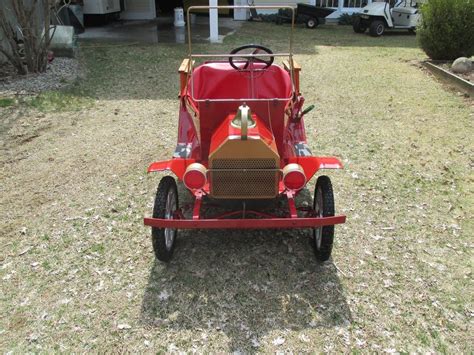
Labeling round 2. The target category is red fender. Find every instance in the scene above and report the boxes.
[147,158,195,179]
[288,156,343,181]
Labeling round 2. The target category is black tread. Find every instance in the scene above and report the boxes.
[313,175,335,262]
[152,176,178,262]
[353,17,367,33]
[369,19,385,37]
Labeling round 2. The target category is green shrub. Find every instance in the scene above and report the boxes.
[418,0,474,60]
[338,13,356,25]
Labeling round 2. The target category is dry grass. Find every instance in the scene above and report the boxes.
[0,24,473,352]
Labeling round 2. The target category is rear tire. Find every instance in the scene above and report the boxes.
[369,20,385,37]
[353,17,367,33]
[151,176,179,262]
[305,17,319,29]
[312,176,335,262]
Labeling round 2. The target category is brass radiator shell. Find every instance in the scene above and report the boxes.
[209,139,280,199]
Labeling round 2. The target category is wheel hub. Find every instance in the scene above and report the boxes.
[314,185,323,249]
[164,189,177,250]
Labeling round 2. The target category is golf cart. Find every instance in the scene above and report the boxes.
[143,5,346,262]
[353,0,422,36]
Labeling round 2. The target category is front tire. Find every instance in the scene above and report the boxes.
[312,176,335,262]
[305,17,319,29]
[369,20,385,37]
[151,176,179,262]
[353,17,367,33]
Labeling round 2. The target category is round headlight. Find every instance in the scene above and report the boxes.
[282,163,306,191]
[183,163,207,190]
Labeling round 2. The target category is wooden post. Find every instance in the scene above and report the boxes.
[179,58,194,95]
[283,60,302,95]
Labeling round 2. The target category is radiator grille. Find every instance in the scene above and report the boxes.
[210,159,279,199]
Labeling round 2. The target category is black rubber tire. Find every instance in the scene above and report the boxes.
[151,176,179,262]
[353,17,367,33]
[312,175,335,262]
[305,17,319,29]
[369,20,385,37]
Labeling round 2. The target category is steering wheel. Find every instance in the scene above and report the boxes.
[229,44,274,71]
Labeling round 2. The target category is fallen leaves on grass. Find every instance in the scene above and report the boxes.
[272,336,285,346]
[117,324,131,330]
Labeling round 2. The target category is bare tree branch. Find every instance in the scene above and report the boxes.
[0,4,27,74]
[0,0,50,74]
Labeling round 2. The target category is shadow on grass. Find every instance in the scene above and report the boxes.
[70,20,322,102]
[140,189,351,351]
[70,41,318,102]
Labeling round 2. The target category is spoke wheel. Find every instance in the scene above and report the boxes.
[152,176,179,262]
[312,175,335,262]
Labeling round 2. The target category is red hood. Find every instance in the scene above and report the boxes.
[209,113,279,157]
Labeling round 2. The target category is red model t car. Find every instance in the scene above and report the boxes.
[144,5,346,262]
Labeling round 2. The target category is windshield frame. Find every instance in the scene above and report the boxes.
[185,5,297,103]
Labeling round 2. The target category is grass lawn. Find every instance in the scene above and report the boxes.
[0,24,472,352]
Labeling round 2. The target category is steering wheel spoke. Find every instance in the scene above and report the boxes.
[252,57,271,65]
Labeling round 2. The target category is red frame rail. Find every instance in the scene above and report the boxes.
[144,191,346,230]
[144,215,346,229]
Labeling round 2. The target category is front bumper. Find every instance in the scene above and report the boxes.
[144,215,346,229]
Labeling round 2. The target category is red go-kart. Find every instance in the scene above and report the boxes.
[144,6,346,262]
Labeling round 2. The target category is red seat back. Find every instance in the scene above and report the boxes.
[189,62,292,101]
